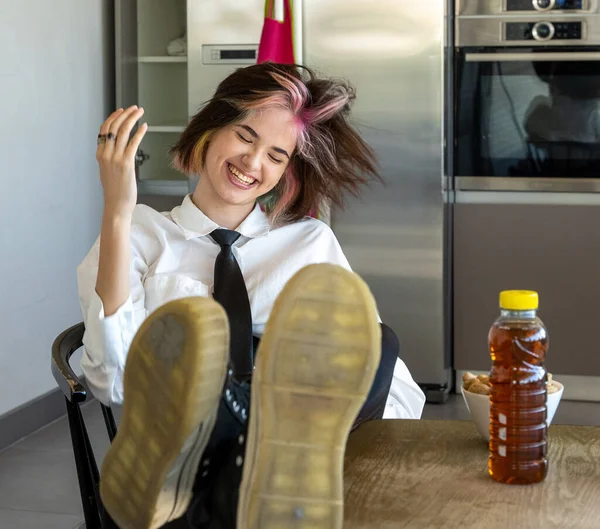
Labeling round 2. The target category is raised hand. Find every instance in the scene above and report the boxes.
[96,106,147,218]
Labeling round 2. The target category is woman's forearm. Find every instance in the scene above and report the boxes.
[95,209,132,317]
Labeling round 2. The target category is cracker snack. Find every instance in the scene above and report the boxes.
[463,371,560,395]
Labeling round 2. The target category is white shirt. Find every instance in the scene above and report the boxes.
[77,195,425,419]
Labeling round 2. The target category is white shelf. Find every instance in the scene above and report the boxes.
[127,0,188,189]
[138,179,190,196]
[146,125,186,133]
[139,56,187,63]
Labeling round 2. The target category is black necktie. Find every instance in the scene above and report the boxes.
[210,229,253,381]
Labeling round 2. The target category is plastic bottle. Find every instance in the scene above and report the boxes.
[488,290,549,485]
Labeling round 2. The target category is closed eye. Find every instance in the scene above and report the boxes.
[236,132,252,144]
[269,154,284,164]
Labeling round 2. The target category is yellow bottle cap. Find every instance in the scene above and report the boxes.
[499,290,539,311]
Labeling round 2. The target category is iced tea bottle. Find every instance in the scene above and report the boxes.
[488,290,549,485]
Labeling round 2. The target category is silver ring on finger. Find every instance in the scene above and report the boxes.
[97,134,107,145]
[107,132,117,141]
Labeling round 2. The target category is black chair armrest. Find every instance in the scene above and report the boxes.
[51,322,87,404]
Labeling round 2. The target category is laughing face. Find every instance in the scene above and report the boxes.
[196,107,298,212]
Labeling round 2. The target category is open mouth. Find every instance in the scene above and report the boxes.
[227,163,257,187]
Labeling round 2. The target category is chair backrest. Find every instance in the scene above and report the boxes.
[51,322,118,529]
[51,322,87,403]
[51,322,118,439]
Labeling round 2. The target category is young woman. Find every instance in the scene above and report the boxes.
[78,62,425,529]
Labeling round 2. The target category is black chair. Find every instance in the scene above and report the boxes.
[51,322,117,529]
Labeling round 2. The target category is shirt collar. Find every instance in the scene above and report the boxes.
[170,194,271,240]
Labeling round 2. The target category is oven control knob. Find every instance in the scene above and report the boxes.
[533,0,556,10]
[532,21,555,41]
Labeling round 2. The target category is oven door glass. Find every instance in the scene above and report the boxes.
[455,49,600,178]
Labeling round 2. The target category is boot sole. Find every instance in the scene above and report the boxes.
[100,297,229,529]
[238,264,381,529]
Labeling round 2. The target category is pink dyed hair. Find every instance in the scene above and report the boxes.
[170,62,379,224]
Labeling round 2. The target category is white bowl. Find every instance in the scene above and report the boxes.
[460,381,564,442]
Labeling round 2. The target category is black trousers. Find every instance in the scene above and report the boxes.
[104,323,398,529]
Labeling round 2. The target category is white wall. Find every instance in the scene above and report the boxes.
[0,1,114,416]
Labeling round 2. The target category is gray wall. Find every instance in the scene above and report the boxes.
[0,1,114,416]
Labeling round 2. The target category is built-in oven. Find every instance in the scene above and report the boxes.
[457,0,599,17]
[451,4,600,396]
[454,14,600,191]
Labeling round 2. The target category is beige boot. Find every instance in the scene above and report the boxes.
[237,264,381,529]
[100,297,229,529]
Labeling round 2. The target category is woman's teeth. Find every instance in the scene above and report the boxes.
[229,163,256,185]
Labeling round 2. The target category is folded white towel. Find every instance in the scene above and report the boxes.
[167,35,187,57]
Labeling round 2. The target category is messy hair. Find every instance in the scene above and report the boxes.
[170,62,379,224]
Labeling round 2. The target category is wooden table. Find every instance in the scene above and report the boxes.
[343,420,600,529]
